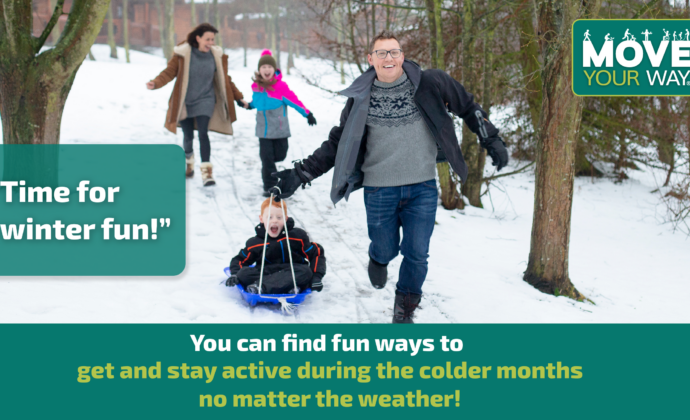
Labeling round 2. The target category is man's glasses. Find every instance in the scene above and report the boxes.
[371,49,403,59]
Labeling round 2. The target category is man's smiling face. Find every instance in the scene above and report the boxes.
[367,38,405,84]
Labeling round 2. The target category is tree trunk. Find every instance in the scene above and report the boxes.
[107,2,118,59]
[286,12,293,75]
[386,2,391,31]
[432,0,444,68]
[190,0,197,27]
[523,0,600,300]
[347,0,363,73]
[338,9,345,85]
[243,12,248,67]
[424,0,460,209]
[515,0,543,132]
[214,0,222,48]
[274,11,281,68]
[264,0,271,50]
[0,0,110,145]
[472,0,497,201]
[482,0,495,121]
[155,0,166,58]
[123,0,130,63]
[164,0,175,60]
[205,0,210,23]
[460,0,483,208]
[371,4,376,38]
[364,6,370,54]
[425,0,437,68]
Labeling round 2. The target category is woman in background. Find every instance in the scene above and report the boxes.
[147,23,248,186]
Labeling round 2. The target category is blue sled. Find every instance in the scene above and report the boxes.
[223,267,312,307]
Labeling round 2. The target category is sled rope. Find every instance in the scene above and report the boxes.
[277,297,297,314]
[256,187,299,313]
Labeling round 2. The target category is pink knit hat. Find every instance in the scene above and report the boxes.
[258,49,277,70]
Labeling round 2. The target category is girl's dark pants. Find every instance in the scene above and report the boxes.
[180,116,211,162]
[236,264,312,294]
[259,138,289,191]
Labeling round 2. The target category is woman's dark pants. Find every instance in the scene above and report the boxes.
[180,116,211,162]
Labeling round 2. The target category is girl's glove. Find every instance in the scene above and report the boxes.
[310,277,323,292]
[307,112,317,126]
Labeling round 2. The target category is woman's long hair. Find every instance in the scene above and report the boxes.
[252,71,277,91]
[187,23,218,48]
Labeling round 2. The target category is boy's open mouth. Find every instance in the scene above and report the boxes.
[269,225,280,235]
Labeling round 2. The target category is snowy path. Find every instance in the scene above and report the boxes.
[0,45,688,323]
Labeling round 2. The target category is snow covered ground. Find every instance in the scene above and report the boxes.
[0,45,688,323]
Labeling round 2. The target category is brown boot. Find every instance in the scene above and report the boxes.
[200,162,215,186]
[185,155,195,178]
[392,292,422,324]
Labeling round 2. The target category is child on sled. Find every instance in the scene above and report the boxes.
[226,197,326,294]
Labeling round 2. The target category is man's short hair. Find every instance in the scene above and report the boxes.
[369,31,401,53]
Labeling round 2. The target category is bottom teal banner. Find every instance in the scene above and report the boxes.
[0,324,685,418]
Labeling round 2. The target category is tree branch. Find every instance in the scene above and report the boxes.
[631,0,660,19]
[355,1,461,17]
[40,0,110,77]
[482,161,535,182]
[355,1,425,12]
[33,0,65,54]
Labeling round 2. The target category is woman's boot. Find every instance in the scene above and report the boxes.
[200,162,215,186]
[392,292,422,324]
[186,155,195,178]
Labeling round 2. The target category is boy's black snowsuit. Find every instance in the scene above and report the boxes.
[229,218,326,294]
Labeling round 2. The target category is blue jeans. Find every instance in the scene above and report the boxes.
[363,179,438,295]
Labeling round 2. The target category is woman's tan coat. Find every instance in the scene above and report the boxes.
[152,43,244,135]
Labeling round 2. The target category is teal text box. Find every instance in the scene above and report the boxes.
[0,145,185,275]
[573,19,690,96]
[0,324,686,419]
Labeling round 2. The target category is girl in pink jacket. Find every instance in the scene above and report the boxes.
[247,50,316,196]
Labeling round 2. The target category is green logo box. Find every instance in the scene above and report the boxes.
[0,324,687,419]
[0,145,185,275]
[573,19,690,96]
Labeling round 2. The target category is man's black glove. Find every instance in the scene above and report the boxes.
[481,136,509,171]
[225,275,239,287]
[271,162,312,199]
[310,277,323,292]
[307,112,317,126]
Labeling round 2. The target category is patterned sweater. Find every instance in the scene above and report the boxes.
[361,72,438,187]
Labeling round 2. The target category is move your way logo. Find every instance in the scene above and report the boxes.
[573,20,690,96]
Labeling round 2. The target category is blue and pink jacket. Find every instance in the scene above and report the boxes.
[251,69,310,139]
